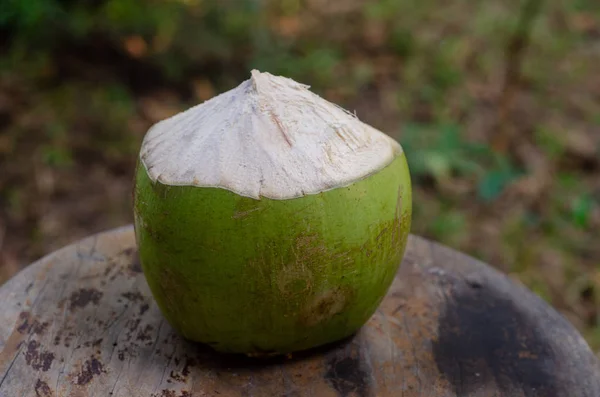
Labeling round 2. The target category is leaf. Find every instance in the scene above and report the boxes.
[478,166,520,202]
[431,211,466,241]
[571,195,594,228]
[424,152,452,181]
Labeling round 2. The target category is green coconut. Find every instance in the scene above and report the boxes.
[133,70,412,356]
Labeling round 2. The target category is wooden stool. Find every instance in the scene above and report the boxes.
[1,225,599,396]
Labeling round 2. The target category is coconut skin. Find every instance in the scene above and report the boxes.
[133,71,412,355]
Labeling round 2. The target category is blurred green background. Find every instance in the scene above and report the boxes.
[0,0,599,351]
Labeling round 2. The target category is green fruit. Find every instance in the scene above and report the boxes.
[133,70,412,356]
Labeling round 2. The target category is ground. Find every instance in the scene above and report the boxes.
[1,0,599,351]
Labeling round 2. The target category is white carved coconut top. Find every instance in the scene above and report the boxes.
[140,70,402,200]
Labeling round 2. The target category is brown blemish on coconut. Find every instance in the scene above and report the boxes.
[295,233,353,269]
[276,266,313,299]
[362,186,410,264]
[300,287,354,327]
[274,232,355,299]
[232,206,263,220]
[155,266,193,325]
[233,198,269,220]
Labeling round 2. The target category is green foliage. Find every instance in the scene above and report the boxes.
[534,126,565,159]
[251,45,341,89]
[570,195,594,229]
[400,122,523,201]
[388,27,415,57]
[430,210,467,245]
[477,159,522,202]
[41,145,74,168]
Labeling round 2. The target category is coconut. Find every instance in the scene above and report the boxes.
[133,70,412,356]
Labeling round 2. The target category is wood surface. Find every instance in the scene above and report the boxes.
[1,225,599,397]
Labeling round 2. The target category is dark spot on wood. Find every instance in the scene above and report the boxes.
[17,311,30,333]
[182,358,197,377]
[467,279,482,289]
[138,324,154,343]
[128,250,143,275]
[169,370,185,382]
[25,282,34,294]
[126,318,141,339]
[34,378,53,397]
[75,356,105,385]
[324,348,370,397]
[391,302,406,315]
[31,321,49,335]
[129,318,141,331]
[24,341,55,372]
[151,391,191,397]
[122,291,144,303]
[53,328,64,346]
[139,303,150,316]
[82,339,102,348]
[117,348,126,361]
[64,331,75,348]
[121,247,135,256]
[433,282,560,396]
[103,261,117,277]
[465,275,483,289]
[69,288,103,311]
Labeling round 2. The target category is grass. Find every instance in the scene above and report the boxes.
[0,0,599,351]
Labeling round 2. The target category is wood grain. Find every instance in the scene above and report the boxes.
[1,225,599,396]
